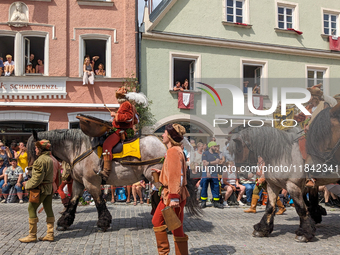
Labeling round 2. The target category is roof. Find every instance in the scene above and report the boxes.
[149,0,175,23]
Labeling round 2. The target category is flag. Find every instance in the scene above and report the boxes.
[178,92,194,109]
[273,108,295,130]
[329,35,340,51]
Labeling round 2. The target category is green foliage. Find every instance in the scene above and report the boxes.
[124,73,156,131]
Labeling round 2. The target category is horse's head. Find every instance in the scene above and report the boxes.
[229,135,257,167]
[26,130,39,166]
[307,102,340,165]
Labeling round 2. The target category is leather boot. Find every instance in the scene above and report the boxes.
[276,197,286,215]
[100,151,112,182]
[39,217,55,241]
[174,234,189,255]
[59,197,69,214]
[19,218,38,243]
[244,195,259,213]
[200,200,207,209]
[153,225,170,255]
[213,201,224,209]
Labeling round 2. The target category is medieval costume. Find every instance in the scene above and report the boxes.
[244,157,285,214]
[294,85,330,187]
[152,123,190,255]
[19,140,55,243]
[99,86,138,181]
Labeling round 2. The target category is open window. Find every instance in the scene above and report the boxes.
[173,59,195,90]
[24,36,45,75]
[243,65,262,94]
[79,34,111,78]
[83,39,106,75]
[0,36,15,76]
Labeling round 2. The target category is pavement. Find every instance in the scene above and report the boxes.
[1,201,340,255]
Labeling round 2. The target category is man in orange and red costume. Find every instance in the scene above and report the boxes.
[151,123,190,255]
[98,86,137,181]
[294,85,330,187]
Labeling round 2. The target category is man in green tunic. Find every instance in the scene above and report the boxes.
[19,139,54,243]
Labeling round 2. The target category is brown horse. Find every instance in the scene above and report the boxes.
[27,129,200,232]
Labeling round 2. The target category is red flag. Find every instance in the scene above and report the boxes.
[252,95,263,110]
[329,36,340,51]
[287,28,303,35]
[178,92,194,109]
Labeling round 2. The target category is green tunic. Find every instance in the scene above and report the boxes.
[25,151,54,195]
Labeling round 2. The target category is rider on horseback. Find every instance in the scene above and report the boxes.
[294,84,331,187]
[98,86,139,181]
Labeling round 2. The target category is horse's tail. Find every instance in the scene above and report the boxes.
[185,170,203,217]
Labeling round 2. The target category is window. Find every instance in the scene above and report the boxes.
[79,34,111,78]
[174,59,195,90]
[24,36,45,75]
[307,69,324,89]
[276,1,299,31]
[170,53,201,91]
[241,59,268,95]
[0,35,15,75]
[226,0,244,23]
[324,13,338,36]
[278,6,293,29]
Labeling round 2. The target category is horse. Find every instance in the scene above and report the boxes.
[229,127,317,242]
[26,129,200,232]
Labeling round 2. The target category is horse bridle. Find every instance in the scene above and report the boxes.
[308,136,340,166]
[234,139,258,167]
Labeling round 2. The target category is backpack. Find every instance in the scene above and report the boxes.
[7,186,19,203]
[116,187,127,202]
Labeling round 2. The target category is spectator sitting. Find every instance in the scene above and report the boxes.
[319,185,340,207]
[95,63,106,76]
[173,81,183,91]
[1,158,24,204]
[239,168,256,206]
[35,59,44,74]
[25,63,35,73]
[83,57,94,85]
[221,161,245,207]
[132,180,146,206]
[0,157,7,202]
[0,57,4,76]
[4,55,15,76]
[182,79,189,90]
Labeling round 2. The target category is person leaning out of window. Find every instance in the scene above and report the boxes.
[173,81,183,91]
[182,79,189,90]
[26,63,35,73]
[36,59,44,74]
[95,63,106,76]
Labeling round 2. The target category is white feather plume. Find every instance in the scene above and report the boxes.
[126,92,148,107]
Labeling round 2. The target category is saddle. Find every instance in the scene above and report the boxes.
[97,137,141,160]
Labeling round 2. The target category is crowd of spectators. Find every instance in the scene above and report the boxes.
[0,141,28,204]
[173,79,190,91]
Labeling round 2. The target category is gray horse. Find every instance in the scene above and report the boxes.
[27,129,200,231]
[229,127,316,242]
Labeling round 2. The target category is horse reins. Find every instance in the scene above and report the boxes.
[234,139,258,167]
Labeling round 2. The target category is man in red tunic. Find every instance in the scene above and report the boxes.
[98,86,136,181]
[151,123,190,255]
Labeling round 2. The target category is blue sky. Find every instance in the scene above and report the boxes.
[138,0,162,24]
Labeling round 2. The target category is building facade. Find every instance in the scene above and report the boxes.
[0,0,137,144]
[140,0,340,144]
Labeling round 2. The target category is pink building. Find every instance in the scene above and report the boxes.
[0,0,137,144]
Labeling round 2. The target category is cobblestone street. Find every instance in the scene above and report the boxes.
[1,201,340,255]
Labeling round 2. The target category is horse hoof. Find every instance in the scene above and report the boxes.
[252,230,268,237]
[295,235,308,243]
[56,226,68,231]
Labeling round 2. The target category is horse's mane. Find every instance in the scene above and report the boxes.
[27,129,91,162]
[229,127,300,163]
[306,108,333,160]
